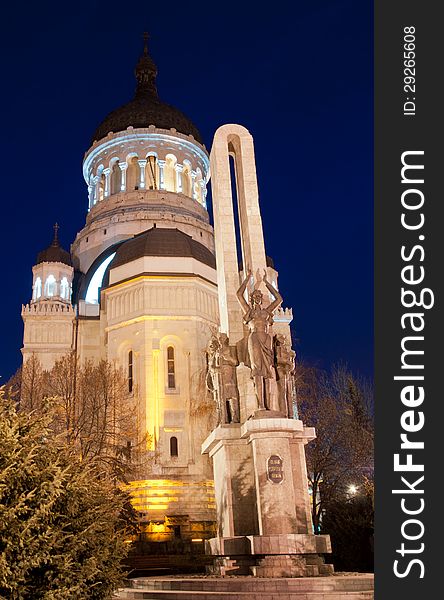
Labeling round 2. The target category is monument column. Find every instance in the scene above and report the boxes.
[203,123,333,578]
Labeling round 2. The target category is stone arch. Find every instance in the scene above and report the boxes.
[164,153,177,192]
[126,153,139,191]
[194,167,203,204]
[182,159,192,197]
[210,124,267,340]
[160,334,183,393]
[96,165,105,202]
[110,158,121,195]
[44,274,57,298]
[145,152,159,190]
[169,436,178,457]
[33,276,42,300]
[60,277,70,301]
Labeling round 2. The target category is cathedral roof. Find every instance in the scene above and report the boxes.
[92,36,202,145]
[112,227,216,269]
[36,224,72,266]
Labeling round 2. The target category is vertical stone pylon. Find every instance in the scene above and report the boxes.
[210,124,267,343]
[204,124,334,578]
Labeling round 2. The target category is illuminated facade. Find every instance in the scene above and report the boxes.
[21,39,293,545]
[21,39,217,540]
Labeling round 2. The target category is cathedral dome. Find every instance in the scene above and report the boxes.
[92,38,202,145]
[112,227,216,269]
[36,224,72,266]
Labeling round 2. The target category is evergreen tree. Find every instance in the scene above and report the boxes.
[0,390,136,599]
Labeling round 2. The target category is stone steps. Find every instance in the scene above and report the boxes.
[114,575,374,599]
[116,589,373,599]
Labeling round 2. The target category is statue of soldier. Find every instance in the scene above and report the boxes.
[206,332,240,424]
[206,333,223,424]
[274,333,296,418]
[218,333,240,423]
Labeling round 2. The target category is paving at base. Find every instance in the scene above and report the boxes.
[114,573,374,599]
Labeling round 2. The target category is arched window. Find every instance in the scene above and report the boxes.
[85,252,116,304]
[170,436,178,457]
[126,157,138,191]
[146,155,158,189]
[195,169,203,204]
[164,155,177,192]
[98,172,105,201]
[182,163,191,197]
[167,346,176,389]
[60,277,70,300]
[33,277,42,300]
[128,350,133,393]
[45,274,56,297]
[110,162,121,195]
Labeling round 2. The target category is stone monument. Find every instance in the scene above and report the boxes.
[202,124,332,577]
[206,331,240,425]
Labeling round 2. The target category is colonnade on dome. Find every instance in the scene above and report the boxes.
[83,128,209,212]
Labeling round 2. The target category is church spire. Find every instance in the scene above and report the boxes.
[134,32,158,98]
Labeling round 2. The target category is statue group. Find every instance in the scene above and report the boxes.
[206,270,297,423]
[206,332,240,424]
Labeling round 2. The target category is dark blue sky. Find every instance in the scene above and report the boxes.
[0,1,373,381]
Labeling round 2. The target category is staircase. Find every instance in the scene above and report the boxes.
[115,574,374,599]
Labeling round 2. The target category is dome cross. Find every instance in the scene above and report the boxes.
[52,222,60,246]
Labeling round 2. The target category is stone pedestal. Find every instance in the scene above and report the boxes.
[202,423,258,538]
[202,415,333,577]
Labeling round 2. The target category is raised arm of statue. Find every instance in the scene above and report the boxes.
[263,270,283,313]
[236,269,252,314]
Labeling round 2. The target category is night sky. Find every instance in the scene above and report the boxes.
[0,1,373,381]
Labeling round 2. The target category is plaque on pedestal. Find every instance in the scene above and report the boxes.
[267,454,283,484]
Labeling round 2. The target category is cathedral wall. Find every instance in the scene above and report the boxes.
[102,275,218,480]
[109,255,216,289]
[71,190,214,273]
[76,318,104,363]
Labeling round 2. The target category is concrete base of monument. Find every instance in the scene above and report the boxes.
[115,573,374,599]
[249,408,288,419]
[205,533,333,577]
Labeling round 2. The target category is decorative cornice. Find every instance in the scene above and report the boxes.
[22,301,75,316]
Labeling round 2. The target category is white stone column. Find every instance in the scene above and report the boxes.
[138,159,147,189]
[199,179,206,205]
[118,162,128,192]
[103,168,111,197]
[93,176,100,206]
[190,171,197,201]
[175,163,184,193]
[88,184,93,210]
[157,159,166,190]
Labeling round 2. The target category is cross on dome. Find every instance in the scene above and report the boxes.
[52,222,60,246]
[91,33,203,143]
[135,31,158,98]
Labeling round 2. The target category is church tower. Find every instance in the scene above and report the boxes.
[22,38,218,544]
[22,224,75,371]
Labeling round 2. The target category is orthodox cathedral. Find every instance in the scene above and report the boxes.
[20,38,295,547]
